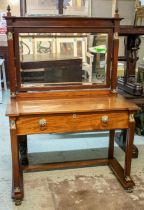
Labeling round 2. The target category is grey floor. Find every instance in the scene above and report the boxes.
[0,90,143,209]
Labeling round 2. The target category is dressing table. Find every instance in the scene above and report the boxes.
[5,7,139,205]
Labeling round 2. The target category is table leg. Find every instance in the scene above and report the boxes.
[10,119,23,205]
[118,114,136,192]
[115,129,138,158]
[19,135,29,166]
[124,115,135,179]
[108,130,115,159]
[109,124,135,190]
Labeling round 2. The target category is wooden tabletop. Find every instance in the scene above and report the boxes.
[6,94,139,117]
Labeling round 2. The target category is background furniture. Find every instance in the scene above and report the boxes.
[0,59,7,90]
[134,0,144,25]
[0,43,9,84]
[118,25,144,99]
[0,58,7,103]
[116,26,144,158]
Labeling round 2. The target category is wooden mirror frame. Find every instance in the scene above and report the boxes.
[5,8,121,95]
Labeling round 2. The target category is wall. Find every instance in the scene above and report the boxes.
[92,0,135,25]
[92,0,112,17]
[0,0,135,22]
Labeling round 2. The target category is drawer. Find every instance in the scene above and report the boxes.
[16,112,129,135]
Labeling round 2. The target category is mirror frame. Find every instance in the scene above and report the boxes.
[5,15,121,94]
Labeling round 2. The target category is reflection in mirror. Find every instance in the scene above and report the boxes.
[63,0,91,16]
[19,33,108,88]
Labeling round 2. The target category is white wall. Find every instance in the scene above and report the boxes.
[118,0,135,25]
[92,0,112,17]
[92,0,135,25]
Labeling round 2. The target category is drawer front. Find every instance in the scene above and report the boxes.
[16,112,129,135]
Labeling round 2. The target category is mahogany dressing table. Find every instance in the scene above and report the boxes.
[5,7,139,205]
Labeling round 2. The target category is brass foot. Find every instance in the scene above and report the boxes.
[14,199,22,206]
[125,188,133,193]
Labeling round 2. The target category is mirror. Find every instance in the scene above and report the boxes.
[18,32,108,88]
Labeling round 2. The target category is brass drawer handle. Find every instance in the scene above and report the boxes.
[39,119,47,129]
[73,113,77,119]
[101,116,109,126]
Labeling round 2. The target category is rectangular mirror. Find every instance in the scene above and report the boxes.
[18,32,109,88]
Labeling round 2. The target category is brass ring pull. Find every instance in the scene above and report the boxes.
[39,119,47,129]
[101,116,109,126]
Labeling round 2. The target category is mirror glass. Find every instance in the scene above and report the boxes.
[19,33,108,88]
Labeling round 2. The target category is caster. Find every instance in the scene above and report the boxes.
[125,188,133,193]
[15,199,22,206]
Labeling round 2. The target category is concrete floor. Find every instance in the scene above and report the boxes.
[0,90,143,209]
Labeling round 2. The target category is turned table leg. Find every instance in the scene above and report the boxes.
[10,118,23,205]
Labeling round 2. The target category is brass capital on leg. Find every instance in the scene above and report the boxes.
[129,114,135,122]
[10,120,16,129]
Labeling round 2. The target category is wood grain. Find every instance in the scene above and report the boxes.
[6,94,139,116]
[16,112,128,135]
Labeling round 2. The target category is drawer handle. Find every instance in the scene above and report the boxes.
[101,116,109,126]
[39,119,47,129]
[73,114,77,119]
